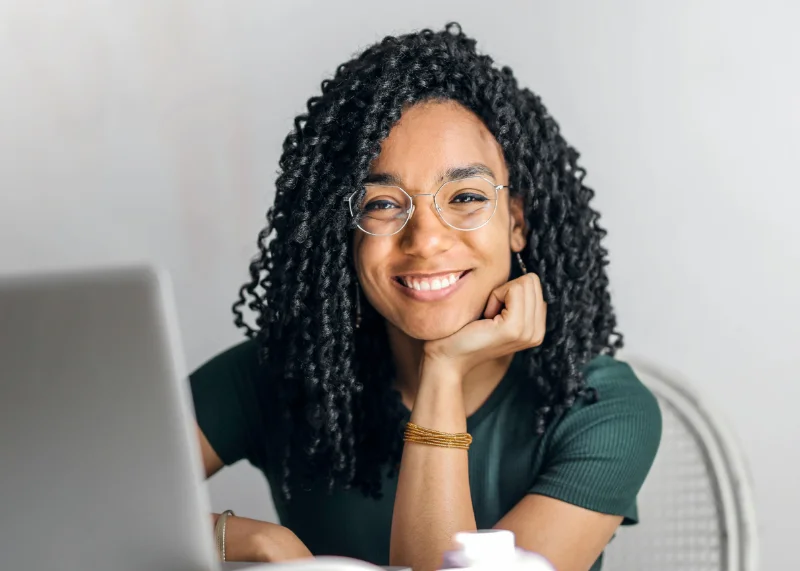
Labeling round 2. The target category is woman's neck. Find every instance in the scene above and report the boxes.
[386,322,515,416]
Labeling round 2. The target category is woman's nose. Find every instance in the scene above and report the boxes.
[398,195,454,258]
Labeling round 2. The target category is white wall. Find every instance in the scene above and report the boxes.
[1,1,797,567]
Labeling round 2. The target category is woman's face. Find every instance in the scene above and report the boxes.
[352,100,526,341]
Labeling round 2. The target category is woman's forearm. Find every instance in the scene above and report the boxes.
[210,514,312,562]
[390,365,477,571]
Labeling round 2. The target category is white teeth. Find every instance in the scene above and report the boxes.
[399,272,464,291]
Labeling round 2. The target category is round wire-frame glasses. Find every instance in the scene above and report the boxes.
[346,176,511,237]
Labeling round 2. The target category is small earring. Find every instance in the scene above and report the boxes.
[354,283,362,330]
[516,252,528,275]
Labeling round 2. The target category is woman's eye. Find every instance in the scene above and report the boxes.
[451,192,488,204]
[364,200,400,212]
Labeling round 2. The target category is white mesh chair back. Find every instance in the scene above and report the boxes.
[603,360,757,571]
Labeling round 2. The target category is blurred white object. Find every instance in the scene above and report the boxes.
[440,530,554,570]
[603,360,758,571]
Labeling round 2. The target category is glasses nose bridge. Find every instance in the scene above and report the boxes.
[405,191,444,226]
[408,192,441,218]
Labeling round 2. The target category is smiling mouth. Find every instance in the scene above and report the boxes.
[393,270,470,292]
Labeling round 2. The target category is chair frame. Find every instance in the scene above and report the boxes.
[624,357,759,571]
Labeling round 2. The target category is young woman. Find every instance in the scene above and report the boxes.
[190,23,662,571]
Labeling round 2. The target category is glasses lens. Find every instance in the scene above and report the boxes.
[353,185,412,235]
[436,177,498,230]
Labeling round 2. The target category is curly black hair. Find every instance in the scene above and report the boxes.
[232,22,622,500]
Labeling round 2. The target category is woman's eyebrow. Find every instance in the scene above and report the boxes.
[364,163,497,187]
[437,163,496,184]
[363,172,402,186]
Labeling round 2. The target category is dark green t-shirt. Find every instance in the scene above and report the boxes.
[190,340,661,570]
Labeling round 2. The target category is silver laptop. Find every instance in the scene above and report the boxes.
[0,266,222,571]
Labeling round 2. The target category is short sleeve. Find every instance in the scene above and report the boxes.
[529,356,662,524]
[189,340,266,467]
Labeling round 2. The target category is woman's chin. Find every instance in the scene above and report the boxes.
[399,315,472,341]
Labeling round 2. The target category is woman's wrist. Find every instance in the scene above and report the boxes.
[217,516,311,563]
[418,355,464,388]
[249,523,289,561]
[411,360,467,433]
[254,524,313,562]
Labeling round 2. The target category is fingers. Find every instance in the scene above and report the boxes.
[499,277,527,336]
[484,273,546,349]
[483,285,506,320]
[522,272,536,341]
[483,276,525,336]
[519,273,544,347]
[529,272,547,346]
[483,280,516,320]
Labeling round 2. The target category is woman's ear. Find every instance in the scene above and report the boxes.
[509,195,527,252]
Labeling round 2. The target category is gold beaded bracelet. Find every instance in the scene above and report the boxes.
[404,421,473,450]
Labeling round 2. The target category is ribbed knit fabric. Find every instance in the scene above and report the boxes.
[191,342,662,570]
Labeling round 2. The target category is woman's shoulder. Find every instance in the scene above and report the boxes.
[548,353,663,449]
[190,338,262,384]
[583,353,659,411]
[189,338,265,434]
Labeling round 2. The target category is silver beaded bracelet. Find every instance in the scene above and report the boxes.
[214,510,235,562]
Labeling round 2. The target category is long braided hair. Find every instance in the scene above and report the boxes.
[232,23,622,499]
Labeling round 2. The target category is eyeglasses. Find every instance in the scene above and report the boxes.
[347,176,510,237]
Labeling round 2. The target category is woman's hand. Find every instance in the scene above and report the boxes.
[213,514,313,563]
[423,273,547,378]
